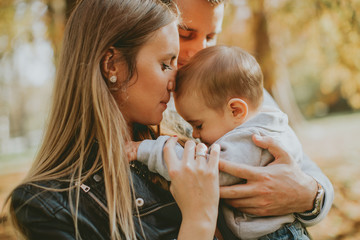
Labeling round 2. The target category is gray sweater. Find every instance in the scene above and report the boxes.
[137,107,303,239]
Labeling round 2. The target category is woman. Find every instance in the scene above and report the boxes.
[6,0,220,239]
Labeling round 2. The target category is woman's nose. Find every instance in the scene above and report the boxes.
[167,70,176,91]
[167,80,174,92]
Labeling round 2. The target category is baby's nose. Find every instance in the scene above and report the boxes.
[192,130,200,139]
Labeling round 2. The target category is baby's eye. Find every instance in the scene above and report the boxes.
[195,124,203,130]
[161,63,172,71]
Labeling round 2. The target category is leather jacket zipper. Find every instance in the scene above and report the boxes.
[138,202,177,217]
[80,183,109,213]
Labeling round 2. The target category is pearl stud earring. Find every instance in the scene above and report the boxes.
[109,76,117,83]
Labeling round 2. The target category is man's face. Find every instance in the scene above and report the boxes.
[174,0,224,67]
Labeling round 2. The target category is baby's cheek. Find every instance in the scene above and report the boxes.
[207,130,223,145]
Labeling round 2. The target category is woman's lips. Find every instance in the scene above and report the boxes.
[160,97,170,110]
[160,102,168,110]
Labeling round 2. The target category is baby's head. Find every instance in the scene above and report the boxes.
[174,45,263,146]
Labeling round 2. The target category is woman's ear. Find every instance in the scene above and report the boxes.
[226,98,248,123]
[101,47,117,80]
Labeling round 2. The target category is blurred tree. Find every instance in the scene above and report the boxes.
[42,0,76,61]
[268,0,360,118]
[43,0,66,62]
[0,0,57,140]
[0,0,15,120]
[0,0,31,137]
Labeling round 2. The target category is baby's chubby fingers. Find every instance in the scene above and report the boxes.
[125,141,141,162]
[163,136,180,171]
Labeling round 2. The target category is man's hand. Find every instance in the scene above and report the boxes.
[219,134,318,216]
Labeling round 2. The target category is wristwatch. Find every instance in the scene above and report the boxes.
[297,181,325,217]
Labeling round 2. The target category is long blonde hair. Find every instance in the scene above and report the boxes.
[7,0,177,239]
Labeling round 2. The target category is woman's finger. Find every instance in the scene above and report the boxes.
[195,143,208,168]
[182,140,196,165]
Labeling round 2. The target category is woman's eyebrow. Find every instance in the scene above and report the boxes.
[161,53,177,61]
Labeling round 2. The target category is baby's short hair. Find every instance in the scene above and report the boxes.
[175,45,264,111]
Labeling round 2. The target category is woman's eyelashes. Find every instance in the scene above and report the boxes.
[161,62,172,71]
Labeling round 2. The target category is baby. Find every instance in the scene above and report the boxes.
[131,45,309,239]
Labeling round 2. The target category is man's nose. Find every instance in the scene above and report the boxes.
[187,38,207,58]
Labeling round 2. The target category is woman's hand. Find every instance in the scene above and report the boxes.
[219,134,318,216]
[163,137,220,240]
[125,141,142,162]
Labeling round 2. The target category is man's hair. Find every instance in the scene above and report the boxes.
[175,45,264,111]
[161,0,226,6]
[207,0,226,5]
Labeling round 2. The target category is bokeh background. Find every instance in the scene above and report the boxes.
[0,0,359,239]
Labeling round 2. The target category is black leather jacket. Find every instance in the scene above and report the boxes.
[11,159,237,240]
[11,161,184,240]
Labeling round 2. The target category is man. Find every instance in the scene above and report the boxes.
[168,0,333,237]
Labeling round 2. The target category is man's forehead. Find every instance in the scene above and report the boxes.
[176,0,224,30]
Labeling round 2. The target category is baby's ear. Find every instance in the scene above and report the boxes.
[226,98,248,123]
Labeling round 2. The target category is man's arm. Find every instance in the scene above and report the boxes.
[264,89,334,224]
[297,153,334,226]
[219,134,334,226]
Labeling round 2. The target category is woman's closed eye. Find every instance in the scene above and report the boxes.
[161,62,172,71]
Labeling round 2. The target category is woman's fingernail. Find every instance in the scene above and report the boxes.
[173,135,177,137]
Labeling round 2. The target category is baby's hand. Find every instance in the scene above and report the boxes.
[125,141,142,162]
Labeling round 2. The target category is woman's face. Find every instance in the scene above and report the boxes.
[118,22,179,125]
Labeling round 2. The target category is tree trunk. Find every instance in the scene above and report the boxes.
[252,0,275,92]
[251,0,304,126]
